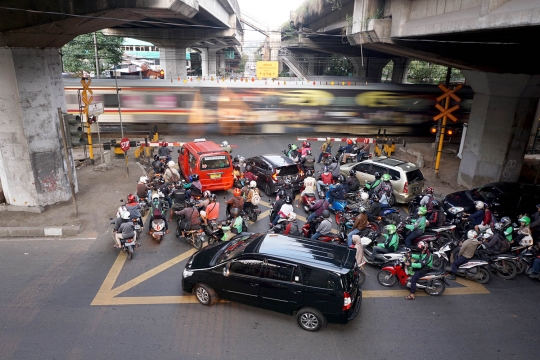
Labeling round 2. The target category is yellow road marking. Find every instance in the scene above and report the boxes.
[364,278,489,297]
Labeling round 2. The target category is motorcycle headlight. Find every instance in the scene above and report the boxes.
[448,206,464,214]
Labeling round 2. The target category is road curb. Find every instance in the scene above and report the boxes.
[0,225,81,238]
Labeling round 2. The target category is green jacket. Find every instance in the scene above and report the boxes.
[503,226,513,241]
[365,179,381,190]
[410,253,433,269]
[377,233,399,252]
[222,216,243,237]
[406,216,426,232]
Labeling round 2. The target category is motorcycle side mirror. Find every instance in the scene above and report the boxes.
[120,199,124,202]
[405,247,411,252]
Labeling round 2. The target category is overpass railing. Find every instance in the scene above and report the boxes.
[278,49,309,82]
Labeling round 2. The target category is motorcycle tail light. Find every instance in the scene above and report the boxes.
[377,216,382,220]
[343,292,352,311]
[403,181,409,194]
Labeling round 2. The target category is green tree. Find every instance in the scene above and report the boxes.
[406,60,465,84]
[323,55,353,76]
[61,31,124,76]
[381,61,394,82]
[239,54,249,72]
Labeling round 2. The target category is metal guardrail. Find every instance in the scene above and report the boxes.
[278,49,309,81]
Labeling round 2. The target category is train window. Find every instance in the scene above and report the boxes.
[103,94,119,108]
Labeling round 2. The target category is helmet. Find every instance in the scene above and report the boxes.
[475,201,484,209]
[519,216,531,226]
[305,141,311,148]
[200,210,207,218]
[185,199,195,207]
[121,210,131,220]
[349,169,356,176]
[288,144,292,150]
[382,174,391,182]
[203,190,211,198]
[385,224,397,234]
[374,172,381,180]
[323,166,329,173]
[291,144,297,151]
[233,188,242,196]
[127,194,136,203]
[210,193,217,201]
[431,200,440,210]
[500,216,511,227]
[347,139,353,145]
[426,187,434,194]
[306,169,314,177]
[161,141,168,147]
[239,156,245,163]
[139,176,148,183]
[371,193,379,201]
[360,192,369,201]
[168,161,175,167]
[278,189,286,198]
[221,141,228,147]
[417,241,427,250]
[230,207,240,218]
[302,140,308,148]
[337,174,345,183]
[288,212,297,221]
[358,205,366,213]
[417,206,427,215]
[250,180,257,188]
[284,178,291,185]
[322,210,331,218]
[192,174,199,181]
[152,193,159,202]
[285,195,292,204]
[306,149,312,155]
[467,230,478,239]
[494,222,502,231]
[245,165,252,172]
[234,155,241,162]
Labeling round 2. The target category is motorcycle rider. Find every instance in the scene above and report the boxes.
[286,144,300,163]
[404,206,428,249]
[464,201,485,228]
[379,186,392,209]
[300,149,316,172]
[125,194,143,226]
[283,212,301,236]
[328,175,346,209]
[136,176,152,202]
[220,207,243,241]
[371,224,399,259]
[156,181,173,209]
[297,169,318,207]
[379,174,393,197]
[148,193,170,235]
[187,174,203,199]
[221,140,232,154]
[206,194,220,221]
[311,209,333,240]
[348,205,369,247]
[328,156,341,179]
[271,195,294,227]
[446,230,481,280]
[277,177,295,200]
[316,166,333,196]
[151,155,165,174]
[196,190,212,211]
[301,141,312,158]
[367,193,382,220]
[226,188,244,218]
[307,198,330,223]
[500,216,514,243]
[404,241,432,300]
[113,210,137,249]
[427,200,445,228]
[163,161,181,183]
[340,139,355,163]
[475,202,493,233]
[169,183,187,222]
[477,228,503,259]
[243,165,258,183]
[244,181,260,214]
[529,204,540,241]
[420,187,435,207]
[317,137,333,164]
[365,172,382,196]
[356,142,370,161]
[176,199,201,238]
[346,169,360,192]
[513,216,531,245]
[158,141,172,162]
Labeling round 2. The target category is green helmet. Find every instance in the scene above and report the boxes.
[519,216,531,226]
[291,144,298,150]
[418,206,427,215]
[382,174,391,181]
[385,224,397,234]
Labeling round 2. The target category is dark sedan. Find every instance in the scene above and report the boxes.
[442,182,540,220]
[246,154,304,196]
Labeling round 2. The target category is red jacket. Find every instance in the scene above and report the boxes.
[320,173,333,184]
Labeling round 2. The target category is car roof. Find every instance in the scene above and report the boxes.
[485,182,540,194]
[372,157,418,171]
[255,154,297,167]
[185,141,223,155]
[254,234,355,274]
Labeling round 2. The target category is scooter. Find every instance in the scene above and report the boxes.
[325,188,348,213]
[301,216,347,245]
[109,220,137,260]
[201,219,225,245]
[432,241,491,283]
[361,233,409,267]
[377,255,449,295]
[138,197,150,217]
[132,218,142,237]
[299,186,317,214]
[150,216,166,243]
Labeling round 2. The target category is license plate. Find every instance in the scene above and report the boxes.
[134,225,141,230]
[125,241,135,246]
[209,173,222,179]
[153,231,163,236]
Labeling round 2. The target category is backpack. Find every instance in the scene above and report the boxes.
[499,235,510,253]
[436,209,446,226]
[426,195,435,211]
[251,189,261,205]
[288,221,301,236]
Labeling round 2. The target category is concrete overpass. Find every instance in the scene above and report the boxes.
[287,0,540,188]
[0,0,242,209]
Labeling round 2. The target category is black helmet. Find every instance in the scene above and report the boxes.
[306,169,314,177]
[210,193,217,201]
[337,174,345,183]
[306,149,312,155]
[230,207,240,218]
[288,144,292,150]
[154,155,159,161]
[322,210,331,218]
[245,165,252,172]
[349,169,356,176]
[278,189,286,198]
[285,195,292,204]
[431,200,440,209]
[192,174,199,181]
[185,199,195,207]
[332,156,338,163]
[374,172,381,180]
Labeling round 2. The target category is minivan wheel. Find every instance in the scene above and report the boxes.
[264,183,273,197]
[194,284,219,306]
[296,307,326,332]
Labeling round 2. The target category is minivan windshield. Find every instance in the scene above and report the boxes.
[212,235,256,265]
[276,165,299,176]
[201,155,230,170]
[406,169,425,183]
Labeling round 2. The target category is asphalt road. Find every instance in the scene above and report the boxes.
[1,135,539,359]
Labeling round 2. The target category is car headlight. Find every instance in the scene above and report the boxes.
[183,268,194,278]
[448,206,464,214]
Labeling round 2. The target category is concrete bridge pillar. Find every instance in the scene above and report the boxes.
[391,58,410,84]
[0,48,75,209]
[349,57,366,77]
[219,52,226,73]
[458,71,540,188]
[160,47,187,79]
[200,48,218,77]
[366,58,390,83]
[306,54,314,76]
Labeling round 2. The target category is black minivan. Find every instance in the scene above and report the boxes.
[246,154,304,196]
[182,233,362,331]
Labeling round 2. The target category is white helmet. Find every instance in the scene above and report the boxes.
[485,228,493,237]
[203,190,211,198]
[288,212,297,221]
[467,230,478,239]
[360,192,369,201]
[250,180,257,188]
[475,201,484,210]
[168,161,175,167]
[139,176,148,183]
[121,210,131,220]
[152,194,159,201]
[222,141,228,147]
[200,210,206,217]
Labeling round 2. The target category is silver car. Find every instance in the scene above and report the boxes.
[340,157,425,204]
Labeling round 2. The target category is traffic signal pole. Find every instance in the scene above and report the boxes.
[81,78,94,164]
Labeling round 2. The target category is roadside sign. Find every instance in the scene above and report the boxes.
[256,61,279,78]
[120,137,130,152]
[88,102,104,116]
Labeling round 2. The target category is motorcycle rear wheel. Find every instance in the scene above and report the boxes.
[436,232,453,249]
[424,279,445,296]
[494,260,517,280]
[126,247,133,260]
[432,257,445,270]
[249,211,258,222]
[357,268,366,285]
[474,267,491,284]
[515,259,527,275]
[193,234,203,250]
[377,270,396,287]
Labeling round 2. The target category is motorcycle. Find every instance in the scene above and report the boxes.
[301,216,347,245]
[150,216,166,243]
[299,187,317,214]
[268,218,289,234]
[132,218,142,237]
[361,232,409,267]
[201,219,225,245]
[510,245,536,275]
[244,204,261,222]
[158,189,170,212]
[377,255,449,296]
[138,197,150,217]
[325,188,349,213]
[396,220,455,250]
[484,253,518,280]
[336,209,379,235]
[336,145,370,164]
[432,241,491,283]
[109,219,137,260]
[178,227,204,250]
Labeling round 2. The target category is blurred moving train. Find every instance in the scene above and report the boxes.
[64,79,473,135]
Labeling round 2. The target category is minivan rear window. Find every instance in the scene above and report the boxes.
[201,155,230,170]
[301,267,335,289]
[276,165,299,176]
[406,169,425,183]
